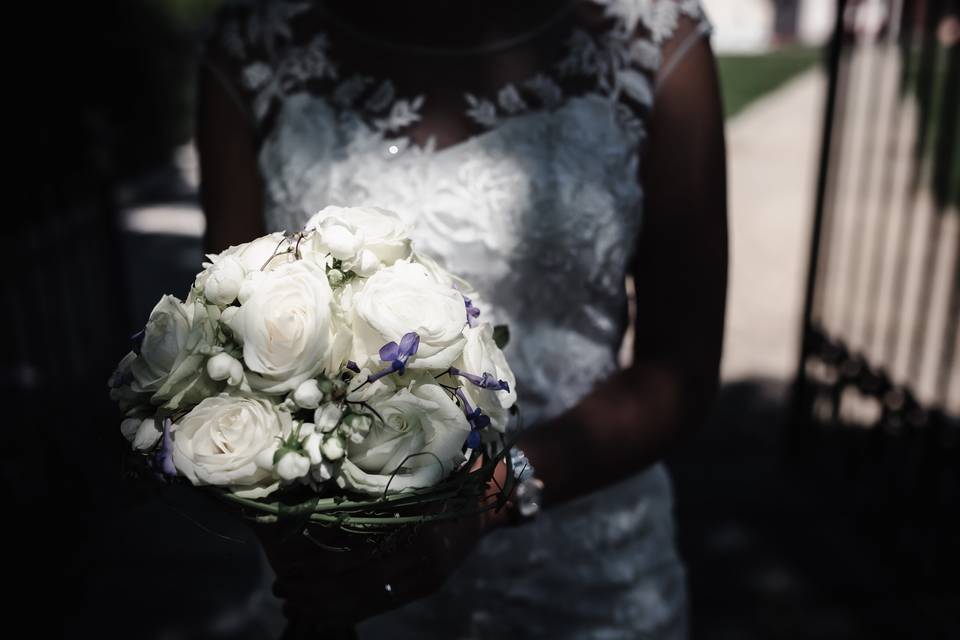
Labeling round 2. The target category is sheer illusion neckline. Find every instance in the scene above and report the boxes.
[206,0,710,156]
[313,1,582,57]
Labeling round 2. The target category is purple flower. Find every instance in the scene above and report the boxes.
[466,430,481,449]
[448,367,510,393]
[463,296,481,327]
[155,418,177,477]
[456,388,491,449]
[368,332,420,382]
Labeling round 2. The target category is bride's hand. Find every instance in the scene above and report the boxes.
[255,458,511,628]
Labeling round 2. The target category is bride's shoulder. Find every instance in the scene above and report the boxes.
[199,1,335,125]
[201,1,317,58]
[584,0,711,46]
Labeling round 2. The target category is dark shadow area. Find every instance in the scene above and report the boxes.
[13,1,958,638]
[668,379,960,640]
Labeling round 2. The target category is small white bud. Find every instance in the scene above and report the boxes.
[314,404,343,433]
[354,249,380,276]
[206,352,245,386]
[277,451,311,481]
[321,436,345,461]
[303,432,323,465]
[203,256,245,305]
[292,379,324,409]
[311,461,334,483]
[255,442,280,471]
[321,225,362,260]
[121,417,162,451]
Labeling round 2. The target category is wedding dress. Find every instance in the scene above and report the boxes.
[202,1,712,637]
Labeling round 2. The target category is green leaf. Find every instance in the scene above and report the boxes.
[493,325,510,349]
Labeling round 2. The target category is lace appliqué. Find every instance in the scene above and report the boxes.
[462,0,706,129]
[214,0,705,136]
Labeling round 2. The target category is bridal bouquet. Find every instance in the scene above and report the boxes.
[109,206,518,534]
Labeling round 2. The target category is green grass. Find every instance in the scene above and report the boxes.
[717,46,824,119]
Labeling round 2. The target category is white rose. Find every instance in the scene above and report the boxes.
[130,295,218,409]
[304,206,412,276]
[411,250,476,296]
[226,261,335,394]
[338,378,470,495]
[452,324,517,433]
[411,252,488,328]
[350,261,467,371]
[195,233,294,294]
[108,352,148,412]
[220,232,293,271]
[170,393,292,498]
[120,416,162,451]
[347,368,394,403]
[203,255,245,305]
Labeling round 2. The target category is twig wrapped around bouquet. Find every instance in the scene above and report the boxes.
[109,206,521,541]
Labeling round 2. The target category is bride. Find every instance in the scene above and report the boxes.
[197,0,727,637]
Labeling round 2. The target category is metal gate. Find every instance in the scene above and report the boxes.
[793,0,959,580]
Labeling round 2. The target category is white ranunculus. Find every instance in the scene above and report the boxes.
[120,416,162,451]
[226,261,336,394]
[452,324,517,433]
[338,378,470,495]
[350,261,467,371]
[170,393,292,498]
[130,295,218,409]
[203,255,245,305]
[304,206,412,276]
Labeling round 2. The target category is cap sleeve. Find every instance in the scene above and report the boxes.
[653,2,714,90]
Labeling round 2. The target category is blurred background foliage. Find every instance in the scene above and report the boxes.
[718,46,823,117]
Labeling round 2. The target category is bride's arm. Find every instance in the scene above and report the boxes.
[195,58,266,254]
[512,27,727,509]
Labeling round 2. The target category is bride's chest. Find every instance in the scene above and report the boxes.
[259,92,645,276]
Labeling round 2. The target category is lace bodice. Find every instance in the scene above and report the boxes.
[205,0,709,423]
[202,2,710,637]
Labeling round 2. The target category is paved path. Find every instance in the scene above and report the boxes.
[720,67,827,382]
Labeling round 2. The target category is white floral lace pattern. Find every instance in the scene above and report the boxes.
[211,0,707,134]
[204,1,709,638]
